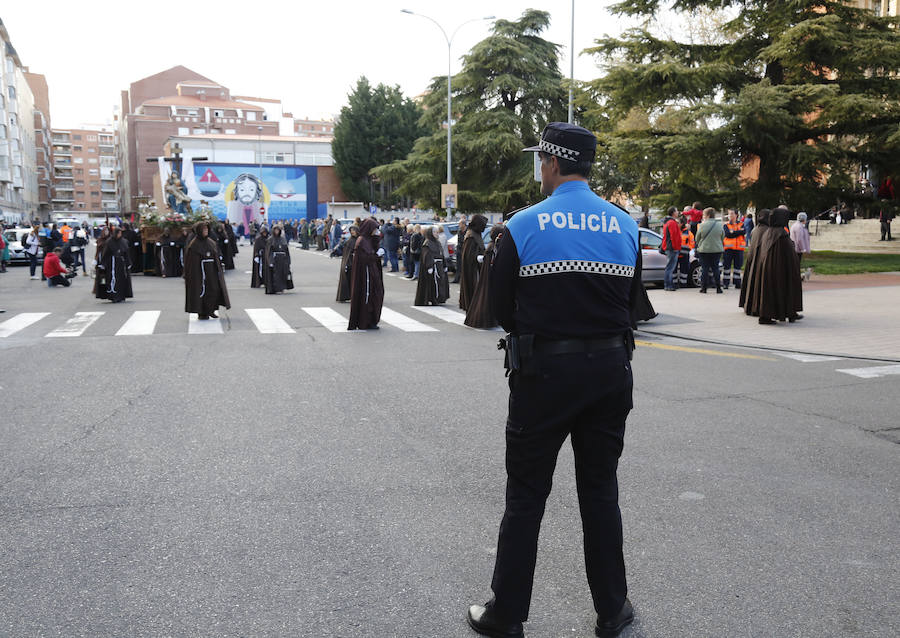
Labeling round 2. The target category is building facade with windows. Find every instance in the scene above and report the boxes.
[116,66,279,214]
[293,116,336,138]
[50,125,119,216]
[0,19,40,223]
[24,71,52,220]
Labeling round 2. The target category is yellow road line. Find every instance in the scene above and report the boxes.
[635,340,776,361]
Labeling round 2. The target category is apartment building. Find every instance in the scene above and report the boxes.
[50,125,119,215]
[850,0,899,15]
[116,66,279,213]
[293,116,336,138]
[0,18,39,223]
[24,71,52,219]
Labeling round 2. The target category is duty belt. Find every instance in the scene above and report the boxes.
[533,335,626,356]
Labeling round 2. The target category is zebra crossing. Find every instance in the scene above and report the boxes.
[0,305,484,339]
[773,351,900,380]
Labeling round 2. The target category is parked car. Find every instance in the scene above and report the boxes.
[2,227,44,265]
[638,228,701,287]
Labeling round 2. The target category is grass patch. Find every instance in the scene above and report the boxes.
[803,251,900,275]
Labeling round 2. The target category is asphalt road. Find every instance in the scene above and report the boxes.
[0,242,897,638]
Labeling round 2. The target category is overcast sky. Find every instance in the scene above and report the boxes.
[2,0,635,129]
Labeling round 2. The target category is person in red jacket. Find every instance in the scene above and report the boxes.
[685,201,704,237]
[661,207,682,290]
[43,247,72,287]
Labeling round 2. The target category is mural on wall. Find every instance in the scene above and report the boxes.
[159,157,319,223]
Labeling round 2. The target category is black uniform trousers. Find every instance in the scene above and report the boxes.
[491,345,632,622]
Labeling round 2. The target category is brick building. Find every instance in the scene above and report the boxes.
[24,72,52,219]
[116,66,279,214]
[293,116,336,138]
[50,125,118,216]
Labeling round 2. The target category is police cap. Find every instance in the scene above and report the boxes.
[522,122,597,163]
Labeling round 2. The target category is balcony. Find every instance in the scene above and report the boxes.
[54,158,72,166]
[52,195,75,203]
[101,185,116,193]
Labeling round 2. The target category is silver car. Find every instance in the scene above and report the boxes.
[2,227,44,264]
[638,228,701,287]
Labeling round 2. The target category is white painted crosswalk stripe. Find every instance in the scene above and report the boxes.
[777,352,843,363]
[303,307,349,332]
[410,305,467,326]
[836,364,900,379]
[379,307,438,332]
[46,312,105,338]
[115,311,161,336]
[188,313,224,334]
[0,312,51,338]
[246,308,295,334]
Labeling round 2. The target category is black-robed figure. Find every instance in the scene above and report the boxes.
[336,225,359,302]
[95,226,133,303]
[184,221,231,320]
[251,226,270,288]
[264,225,294,294]
[414,227,450,306]
[156,228,182,277]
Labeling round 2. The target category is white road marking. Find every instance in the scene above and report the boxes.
[46,312,105,338]
[0,312,51,338]
[410,305,467,326]
[245,308,295,334]
[188,313,224,334]
[836,364,900,379]
[303,307,350,332]
[777,352,843,363]
[115,311,161,336]
[379,307,438,332]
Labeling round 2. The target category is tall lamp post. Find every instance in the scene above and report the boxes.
[401,9,494,207]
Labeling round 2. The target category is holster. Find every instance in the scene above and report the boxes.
[498,333,535,376]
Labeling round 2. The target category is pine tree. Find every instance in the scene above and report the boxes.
[373,10,567,213]
[332,78,425,205]
[580,0,900,214]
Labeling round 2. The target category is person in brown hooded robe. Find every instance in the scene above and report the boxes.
[264,225,293,294]
[213,222,235,270]
[184,221,231,320]
[336,225,360,302]
[347,218,384,330]
[414,226,450,306]
[95,226,133,303]
[250,226,269,288]
[739,206,803,324]
[459,213,488,311]
[464,224,503,327]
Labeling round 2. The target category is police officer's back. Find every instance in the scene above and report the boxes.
[467,123,641,638]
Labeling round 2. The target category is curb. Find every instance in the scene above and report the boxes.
[636,327,900,364]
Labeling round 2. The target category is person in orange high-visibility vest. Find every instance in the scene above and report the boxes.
[722,209,746,289]
[60,224,72,244]
[676,216,695,287]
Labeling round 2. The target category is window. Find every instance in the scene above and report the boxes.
[639,230,662,251]
[73,157,84,164]
[76,190,85,197]
[87,135,97,141]
[75,180,84,186]
[90,181,99,187]
[90,191,100,197]
[322,126,327,131]
[178,127,189,135]
[7,86,15,100]
[213,110,223,118]
[73,145,82,152]
[187,110,198,117]
[88,158,98,164]
[73,134,82,140]
[88,148,96,153]
[225,129,236,134]
[0,124,5,140]
[74,168,83,175]
[246,111,256,121]
[88,169,98,175]
[77,202,85,209]
[192,128,206,135]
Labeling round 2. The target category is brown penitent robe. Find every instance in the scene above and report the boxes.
[464,224,503,327]
[336,229,359,302]
[739,207,803,321]
[347,218,384,330]
[264,227,294,294]
[458,214,487,311]
[250,228,269,288]
[95,230,133,303]
[224,223,239,256]
[184,222,231,319]
[414,229,450,306]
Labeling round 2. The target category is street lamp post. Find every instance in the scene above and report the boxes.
[401,9,494,208]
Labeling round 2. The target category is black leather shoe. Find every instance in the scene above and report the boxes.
[788,314,803,322]
[466,602,523,638]
[596,598,634,637]
[758,317,776,325]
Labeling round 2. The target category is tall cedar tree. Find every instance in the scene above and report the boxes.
[579,0,900,213]
[372,10,567,213]
[332,77,425,204]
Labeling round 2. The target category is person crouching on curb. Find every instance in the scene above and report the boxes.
[44,247,74,287]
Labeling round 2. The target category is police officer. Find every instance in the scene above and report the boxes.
[467,123,642,638]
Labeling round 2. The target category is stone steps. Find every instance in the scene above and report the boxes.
[799,219,900,253]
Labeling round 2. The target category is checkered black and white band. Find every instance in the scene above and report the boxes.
[540,140,580,161]
[519,260,635,278]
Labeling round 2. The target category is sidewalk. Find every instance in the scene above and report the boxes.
[639,273,900,361]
